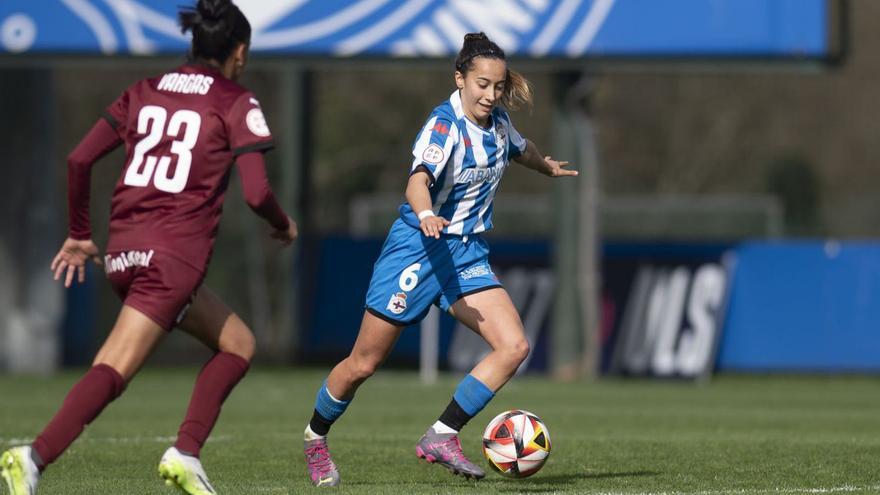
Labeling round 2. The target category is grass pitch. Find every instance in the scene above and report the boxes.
[1,369,879,494]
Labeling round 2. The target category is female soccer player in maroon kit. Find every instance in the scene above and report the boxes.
[0,1,296,494]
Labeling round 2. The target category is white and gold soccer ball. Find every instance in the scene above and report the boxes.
[482,409,551,478]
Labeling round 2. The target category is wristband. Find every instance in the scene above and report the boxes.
[417,210,435,221]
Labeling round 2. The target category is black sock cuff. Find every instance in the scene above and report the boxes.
[438,398,474,432]
[30,448,45,471]
[309,409,333,436]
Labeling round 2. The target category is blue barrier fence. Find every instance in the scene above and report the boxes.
[717,241,880,372]
[299,237,880,374]
[62,237,880,373]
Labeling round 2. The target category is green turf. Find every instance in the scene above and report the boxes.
[2,369,879,494]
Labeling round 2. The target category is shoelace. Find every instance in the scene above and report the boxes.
[305,444,335,476]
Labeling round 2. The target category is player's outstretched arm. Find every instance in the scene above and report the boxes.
[236,151,298,246]
[513,139,577,178]
[67,118,123,240]
[406,170,450,239]
[52,118,122,288]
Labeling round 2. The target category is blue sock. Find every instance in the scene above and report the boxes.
[437,375,495,431]
[310,380,351,435]
[453,374,495,416]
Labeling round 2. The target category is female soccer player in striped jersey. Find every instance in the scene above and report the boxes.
[0,1,297,494]
[302,32,577,486]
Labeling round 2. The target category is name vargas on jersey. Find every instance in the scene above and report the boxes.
[156,73,215,95]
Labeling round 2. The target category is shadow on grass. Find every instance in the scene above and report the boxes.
[482,470,661,492]
[344,470,659,491]
[531,470,659,482]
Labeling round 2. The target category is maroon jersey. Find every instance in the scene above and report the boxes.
[101,63,274,271]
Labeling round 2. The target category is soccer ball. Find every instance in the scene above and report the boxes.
[482,409,551,478]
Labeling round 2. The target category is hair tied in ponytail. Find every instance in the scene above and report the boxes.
[454,31,533,112]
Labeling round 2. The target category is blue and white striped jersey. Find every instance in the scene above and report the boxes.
[399,90,528,236]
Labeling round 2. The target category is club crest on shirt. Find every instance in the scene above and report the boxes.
[387,292,408,315]
[496,125,507,142]
[422,144,444,164]
[246,108,270,137]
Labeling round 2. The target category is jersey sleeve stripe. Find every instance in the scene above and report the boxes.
[233,141,275,157]
[410,164,437,187]
[101,111,121,130]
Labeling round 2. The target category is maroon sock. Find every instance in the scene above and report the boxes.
[31,364,125,470]
[175,352,250,457]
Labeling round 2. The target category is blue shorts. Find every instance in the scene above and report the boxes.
[365,219,502,326]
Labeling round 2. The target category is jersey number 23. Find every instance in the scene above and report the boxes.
[124,105,201,193]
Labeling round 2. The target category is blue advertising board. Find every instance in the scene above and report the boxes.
[302,237,880,375]
[717,242,880,372]
[61,237,880,373]
[2,0,829,58]
[299,235,733,378]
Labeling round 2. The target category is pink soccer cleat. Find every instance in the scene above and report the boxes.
[304,438,339,487]
[415,427,485,480]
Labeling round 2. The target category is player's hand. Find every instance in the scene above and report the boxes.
[271,216,298,246]
[50,238,102,288]
[543,156,577,178]
[420,215,450,239]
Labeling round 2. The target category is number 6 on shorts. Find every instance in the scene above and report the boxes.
[399,263,421,291]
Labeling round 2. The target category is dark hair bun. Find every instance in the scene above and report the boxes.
[463,32,489,44]
[455,32,505,72]
[198,0,231,22]
[179,0,251,63]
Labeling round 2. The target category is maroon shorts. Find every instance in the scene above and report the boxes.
[104,249,205,331]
